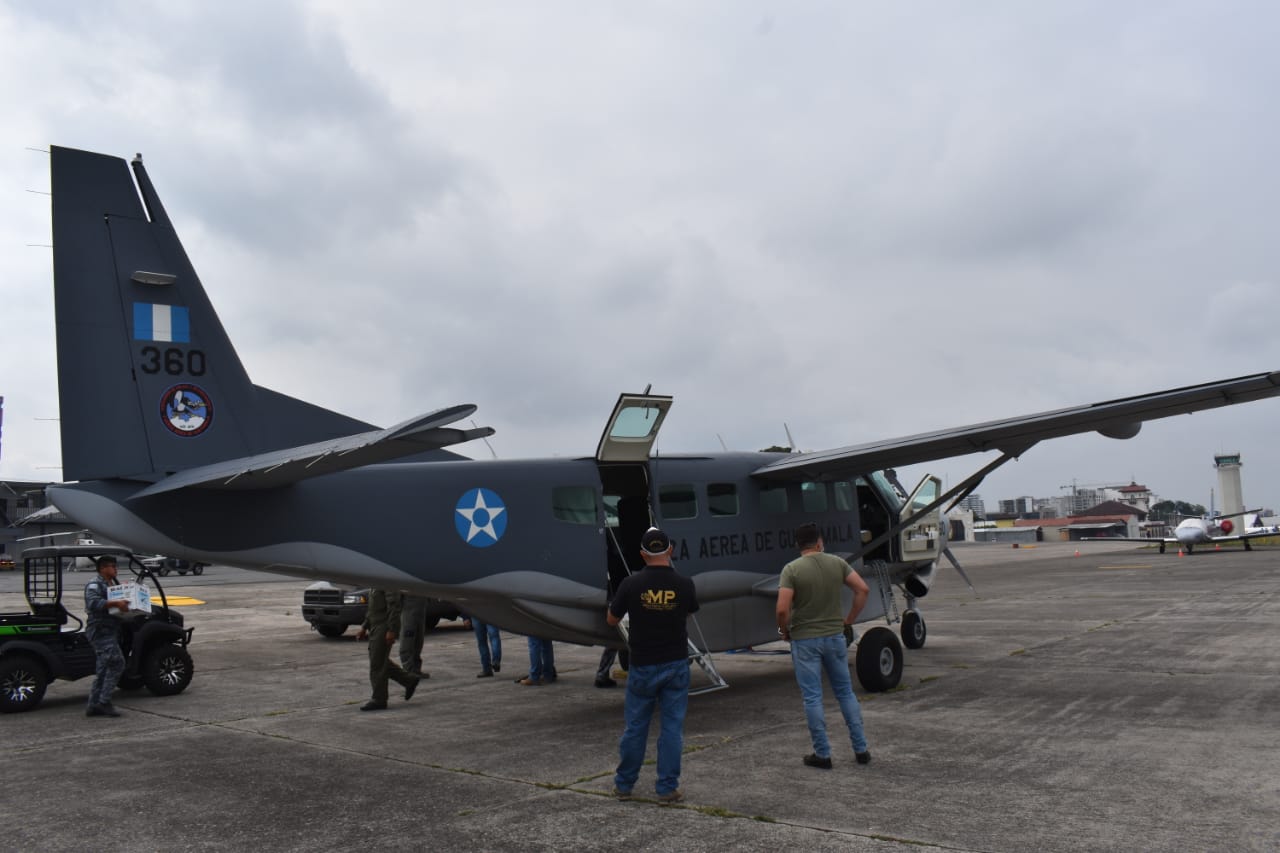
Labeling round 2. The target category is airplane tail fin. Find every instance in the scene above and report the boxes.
[51,146,373,482]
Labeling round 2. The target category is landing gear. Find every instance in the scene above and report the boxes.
[901,610,926,649]
[854,627,903,692]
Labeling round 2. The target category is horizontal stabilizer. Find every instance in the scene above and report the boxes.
[130,405,492,498]
[753,370,1280,480]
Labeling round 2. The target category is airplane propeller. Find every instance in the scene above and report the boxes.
[939,541,975,593]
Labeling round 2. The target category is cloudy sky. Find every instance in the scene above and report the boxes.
[3,1,1279,512]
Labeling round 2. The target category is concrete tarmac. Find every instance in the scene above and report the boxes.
[3,541,1279,852]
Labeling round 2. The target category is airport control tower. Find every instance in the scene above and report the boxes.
[1214,453,1245,518]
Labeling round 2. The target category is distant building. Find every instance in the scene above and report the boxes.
[1111,483,1153,513]
[999,496,1036,515]
[955,494,985,515]
[1,479,59,556]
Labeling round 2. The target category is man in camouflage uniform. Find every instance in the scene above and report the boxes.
[356,588,420,711]
[84,555,129,717]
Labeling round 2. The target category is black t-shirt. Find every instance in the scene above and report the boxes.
[609,564,700,666]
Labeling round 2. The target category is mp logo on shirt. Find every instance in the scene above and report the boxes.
[640,589,677,610]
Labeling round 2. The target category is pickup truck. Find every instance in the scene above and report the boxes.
[301,582,461,638]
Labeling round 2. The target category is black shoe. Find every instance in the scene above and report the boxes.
[803,753,833,769]
[855,750,872,765]
[360,701,387,711]
[477,670,494,678]
[98,703,121,718]
[407,670,430,680]
[594,677,618,688]
[492,662,500,673]
[86,705,103,717]
[404,677,420,701]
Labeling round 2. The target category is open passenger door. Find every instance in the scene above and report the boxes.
[596,393,673,463]
[899,474,944,562]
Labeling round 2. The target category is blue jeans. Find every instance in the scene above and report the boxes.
[473,620,501,672]
[526,637,555,681]
[615,659,691,795]
[791,634,868,758]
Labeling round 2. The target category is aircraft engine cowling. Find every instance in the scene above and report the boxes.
[902,561,938,598]
[1097,421,1142,440]
[1220,519,1234,534]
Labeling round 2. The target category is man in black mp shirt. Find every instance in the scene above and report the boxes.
[607,527,700,803]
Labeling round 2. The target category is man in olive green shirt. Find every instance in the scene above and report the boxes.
[776,522,872,769]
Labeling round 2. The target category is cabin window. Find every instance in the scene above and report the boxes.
[552,486,597,525]
[801,481,828,513]
[659,484,698,520]
[833,481,855,511]
[759,484,788,514]
[708,483,739,517]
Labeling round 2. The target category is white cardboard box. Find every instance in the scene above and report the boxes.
[107,581,153,616]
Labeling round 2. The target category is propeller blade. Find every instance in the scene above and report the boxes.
[940,545,976,593]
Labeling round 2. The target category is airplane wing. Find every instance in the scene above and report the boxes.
[1213,530,1280,543]
[752,370,1280,480]
[129,405,494,498]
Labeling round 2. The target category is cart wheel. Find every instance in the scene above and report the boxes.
[0,654,49,712]
[143,644,194,696]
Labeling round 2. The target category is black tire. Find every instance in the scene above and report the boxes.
[901,610,927,650]
[316,624,348,639]
[192,564,205,576]
[159,566,171,576]
[0,654,49,713]
[855,627,904,692]
[143,644,194,696]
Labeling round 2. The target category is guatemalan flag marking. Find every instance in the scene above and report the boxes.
[134,303,190,343]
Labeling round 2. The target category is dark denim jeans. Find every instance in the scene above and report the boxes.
[526,636,555,681]
[791,634,868,758]
[614,659,691,795]
[473,620,501,672]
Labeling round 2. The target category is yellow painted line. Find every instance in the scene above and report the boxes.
[1097,565,1154,571]
[158,596,205,606]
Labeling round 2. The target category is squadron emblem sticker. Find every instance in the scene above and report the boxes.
[160,384,212,436]
[455,488,508,547]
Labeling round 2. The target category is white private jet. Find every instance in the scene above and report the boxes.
[1086,509,1278,553]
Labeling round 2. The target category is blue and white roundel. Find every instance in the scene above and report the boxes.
[454,488,508,547]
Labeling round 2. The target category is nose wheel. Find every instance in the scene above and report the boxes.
[901,609,926,649]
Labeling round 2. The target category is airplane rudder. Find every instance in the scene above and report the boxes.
[51,147,257,480]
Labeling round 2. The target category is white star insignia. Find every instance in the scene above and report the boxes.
[456,490,506,543]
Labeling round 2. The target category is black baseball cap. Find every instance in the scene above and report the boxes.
[640,527,671,555]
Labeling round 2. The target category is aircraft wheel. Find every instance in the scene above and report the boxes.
[192,564,205,575]
[901,610,927,650]
[316,624,348,639]
[855,627,904,692]
[0,654,49,713]
[143,644,194,696]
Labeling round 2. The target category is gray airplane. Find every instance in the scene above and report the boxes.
[41,145,1280,691]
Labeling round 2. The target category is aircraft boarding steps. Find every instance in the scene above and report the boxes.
[687,637,729,695]
[615,616,729,695]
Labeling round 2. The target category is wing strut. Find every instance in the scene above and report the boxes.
[844,447,1028,569]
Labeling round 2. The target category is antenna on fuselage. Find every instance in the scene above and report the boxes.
[716,433,729,451]
[783,423,797,453]
[471,420,498,459]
